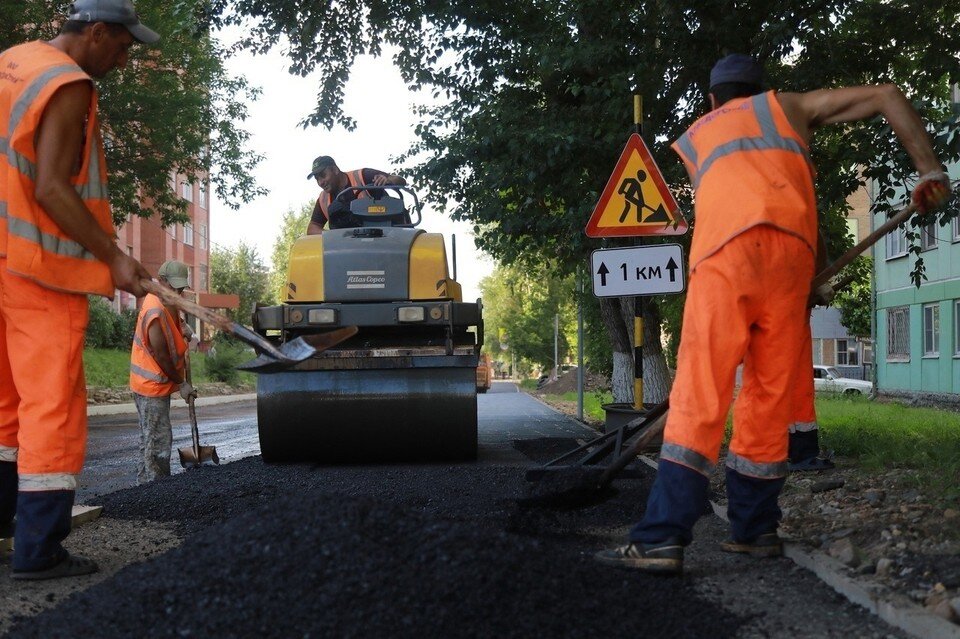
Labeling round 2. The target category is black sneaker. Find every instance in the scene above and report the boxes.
[594,538,684,574]
[719,532,783,557]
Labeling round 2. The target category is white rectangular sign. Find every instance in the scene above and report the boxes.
[591,244,685,297]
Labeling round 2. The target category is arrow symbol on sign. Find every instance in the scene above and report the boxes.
[597,262,609,286]
[666,257,679,282]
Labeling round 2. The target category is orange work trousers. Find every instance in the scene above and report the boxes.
[0,259,89,489]
[789,320,818,433]
[662,226,814,478]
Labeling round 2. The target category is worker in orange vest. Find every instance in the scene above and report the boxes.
[305,155,406,234]
[596,54,950,574]
[130,261,198,484]
[0,0,157,580]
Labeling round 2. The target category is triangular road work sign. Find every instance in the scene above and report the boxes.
[585,133,688,238]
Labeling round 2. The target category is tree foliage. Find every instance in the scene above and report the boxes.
[269,202,313,304]
[479,264,576,373]
[832,256,873,338]
[210,1,960,267]
[209,242,270,324]
[0,0,265,227]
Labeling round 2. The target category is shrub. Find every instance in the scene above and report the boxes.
[203,335,246,384]
[110,308,138,350]
[85,296,116,348]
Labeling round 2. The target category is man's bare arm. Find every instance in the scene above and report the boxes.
[34,82,150,296]
[778,85,941,175]
[306,221,325,235]
[147,321,183,384]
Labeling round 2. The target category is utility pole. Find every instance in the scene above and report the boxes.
[577,272,584,420]
[553,313,559,381]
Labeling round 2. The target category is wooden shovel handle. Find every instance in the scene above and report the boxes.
[141,279,240,335]
[811,202,916,290]
[140,279,288,360]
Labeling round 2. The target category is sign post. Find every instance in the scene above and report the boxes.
[584,94,688,414]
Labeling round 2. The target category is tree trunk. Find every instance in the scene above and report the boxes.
[600,296,672,405]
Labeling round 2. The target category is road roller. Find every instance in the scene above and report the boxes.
[251,185,483,463]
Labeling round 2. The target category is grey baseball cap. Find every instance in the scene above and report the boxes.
[67,0,160,44]
[158,260,189,289]
[307,155,336,179]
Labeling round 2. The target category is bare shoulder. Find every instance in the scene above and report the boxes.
[45,80,93,120]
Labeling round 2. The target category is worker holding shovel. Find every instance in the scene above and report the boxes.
[130,261,198,484]
[596,54,951,574]
[0,0,158,580]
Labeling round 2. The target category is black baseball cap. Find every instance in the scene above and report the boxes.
[709,54,763,89]
[307,155,336,179]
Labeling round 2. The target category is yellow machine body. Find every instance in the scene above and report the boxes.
[286,232,462,303]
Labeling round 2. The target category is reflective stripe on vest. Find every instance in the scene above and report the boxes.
[130,294,186,396]
[671,91,817,270]
[676,93,813,189]
[660,442,716,478]
[725,450,789,479]
[318,169,370,218]
[0,41,114,296]
[0,444,16,462]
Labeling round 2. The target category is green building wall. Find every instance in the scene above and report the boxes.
[874,209,960,396]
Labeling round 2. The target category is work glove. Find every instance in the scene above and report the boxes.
[911,171,951,214]
[179,381,197,402]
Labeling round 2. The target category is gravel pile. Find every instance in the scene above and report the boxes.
[7,458,743,638]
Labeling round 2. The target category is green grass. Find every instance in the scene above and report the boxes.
[534,389,960,501]
[518,379,539,391]
[817,395,960,501]
[83,348,255,387]
[547,391,611,422]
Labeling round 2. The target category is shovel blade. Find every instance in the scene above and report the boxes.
[178,445,220,469]
[236,326,359,373]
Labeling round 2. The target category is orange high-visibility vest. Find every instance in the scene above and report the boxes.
[316,169,370,221]
[0,41,115,296]
[672,91,817,271]
[130,294,187,397]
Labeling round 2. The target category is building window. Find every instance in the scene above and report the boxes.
[184,222,194,246]
[955,300,960,356]
[198,183,207,209]
[886,226,907,259]
[180,180,193,202]
[836,339,859,366]
[170,171,178,192]
[199,264,208,291]
[187,266,194,288]
[953,216,960,242]
[199,223,208,249]
[920,220,937,251]
[887,306,909,360]
[923,303,939,356]
[811,337,821,365]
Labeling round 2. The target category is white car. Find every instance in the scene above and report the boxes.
[812,365,872,395]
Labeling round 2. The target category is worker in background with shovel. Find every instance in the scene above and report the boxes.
[130,261,198,484]
[596,54,951,575]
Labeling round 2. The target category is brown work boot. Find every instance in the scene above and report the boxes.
[594,538,684,574]
[719,532,783,557]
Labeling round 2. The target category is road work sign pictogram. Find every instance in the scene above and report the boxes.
[591,244,686,297]
[585,133,687,238]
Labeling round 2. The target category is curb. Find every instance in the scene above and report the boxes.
[87,393,257,417]
[634,455,960,639]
